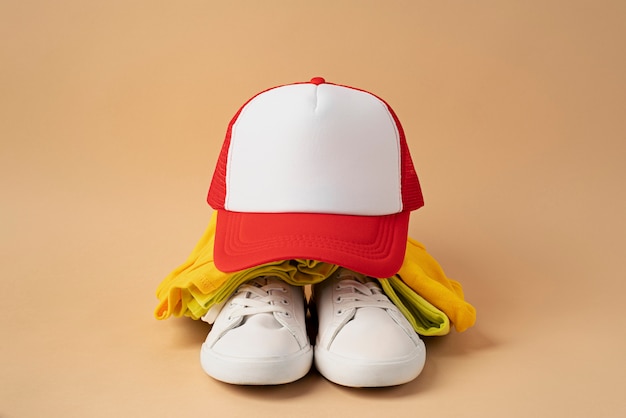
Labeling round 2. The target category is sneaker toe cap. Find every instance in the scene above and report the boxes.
[330,308,421,360]
[212,313,302,358]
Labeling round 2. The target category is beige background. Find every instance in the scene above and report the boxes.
[2,1,625,417]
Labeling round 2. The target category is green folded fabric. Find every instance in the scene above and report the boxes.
[186,259,450,336]
[379,277,450,336]
[186,259,337,320]
[156,212,476,335]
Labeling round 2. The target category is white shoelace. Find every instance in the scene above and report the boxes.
[334,273,396,314]
[202,277,291,324]
[225,277,291,320]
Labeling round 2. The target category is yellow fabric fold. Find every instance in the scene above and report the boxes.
[155,212,476,335]
[397,238,477,332]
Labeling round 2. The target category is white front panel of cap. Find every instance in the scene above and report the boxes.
[224,83,402,215]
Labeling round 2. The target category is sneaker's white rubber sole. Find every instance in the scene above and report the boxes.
[314,340,426,387]
[201,343,313,385]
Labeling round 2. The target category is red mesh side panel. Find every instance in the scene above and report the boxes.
[384,104,424,211]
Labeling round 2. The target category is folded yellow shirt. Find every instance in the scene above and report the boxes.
[155,212,476,335]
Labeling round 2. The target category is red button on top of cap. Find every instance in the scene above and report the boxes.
[310,77,325,85]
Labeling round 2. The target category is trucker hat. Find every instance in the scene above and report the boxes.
[207,77,423,278]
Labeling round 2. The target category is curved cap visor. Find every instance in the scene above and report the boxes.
[213,210,410,278]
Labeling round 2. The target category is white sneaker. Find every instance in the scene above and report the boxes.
[312,268,426,387]
[200,276,312,385]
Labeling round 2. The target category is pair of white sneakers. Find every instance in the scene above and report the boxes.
[200,268,426,387]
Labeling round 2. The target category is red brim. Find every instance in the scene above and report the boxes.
[213,210,410,278]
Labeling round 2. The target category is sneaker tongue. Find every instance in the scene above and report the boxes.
[250,276,270,287]
[243,312,282,329]
[353,307,387,326]
[336,268,370,285]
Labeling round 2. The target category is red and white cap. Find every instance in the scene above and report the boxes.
[207,77,423,278]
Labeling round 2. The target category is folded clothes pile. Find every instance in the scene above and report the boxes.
[155,212,476,336]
